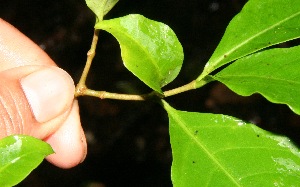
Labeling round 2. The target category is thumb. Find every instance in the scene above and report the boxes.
[0,65,75,138]
[0,65,87,168]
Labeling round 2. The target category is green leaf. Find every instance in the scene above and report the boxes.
[85,0,119,22]
[162,100,300,186]
[198,0,300,80]
[213,45,300,115]
[0,135,54,187]
[95,14,184,93]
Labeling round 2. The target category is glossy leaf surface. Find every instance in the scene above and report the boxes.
[162,100,300,186]
[96,14,184,93]
[198,0,300,79]
[213,45,300,115]
[0,135,54,187]
[85,0,119,22]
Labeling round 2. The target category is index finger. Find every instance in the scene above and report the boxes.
[0,18,56,71]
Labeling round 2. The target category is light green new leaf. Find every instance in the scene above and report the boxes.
[198,0,300,80]
[0,135,54,187]
[213,45,300,115]
[85,0,119,22]
[162,100,300,187]
[95,14,183,93]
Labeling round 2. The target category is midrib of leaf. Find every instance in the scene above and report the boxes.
[0,150,44,174]
[98,0,107,19]
[216,74,300,85]
[106,25,164,81]
[206,10,300,75]
[168,109,242,186]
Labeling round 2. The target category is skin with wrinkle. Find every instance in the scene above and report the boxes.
[0,18,87,168]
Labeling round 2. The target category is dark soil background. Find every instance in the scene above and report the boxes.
[1,0,300,186]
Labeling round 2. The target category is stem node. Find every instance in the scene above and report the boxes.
[75,85,87,97]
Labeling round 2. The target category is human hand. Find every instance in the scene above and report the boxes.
[0,19,87,168]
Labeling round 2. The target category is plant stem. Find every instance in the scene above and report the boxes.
[76,76,214,101]
[84,89,148,101]
[75,29,100,97]
[163,76,214,97]
[163,80,197,97]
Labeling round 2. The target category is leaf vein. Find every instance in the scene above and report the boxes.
[170,111,242,186]
[211,10,300,72]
